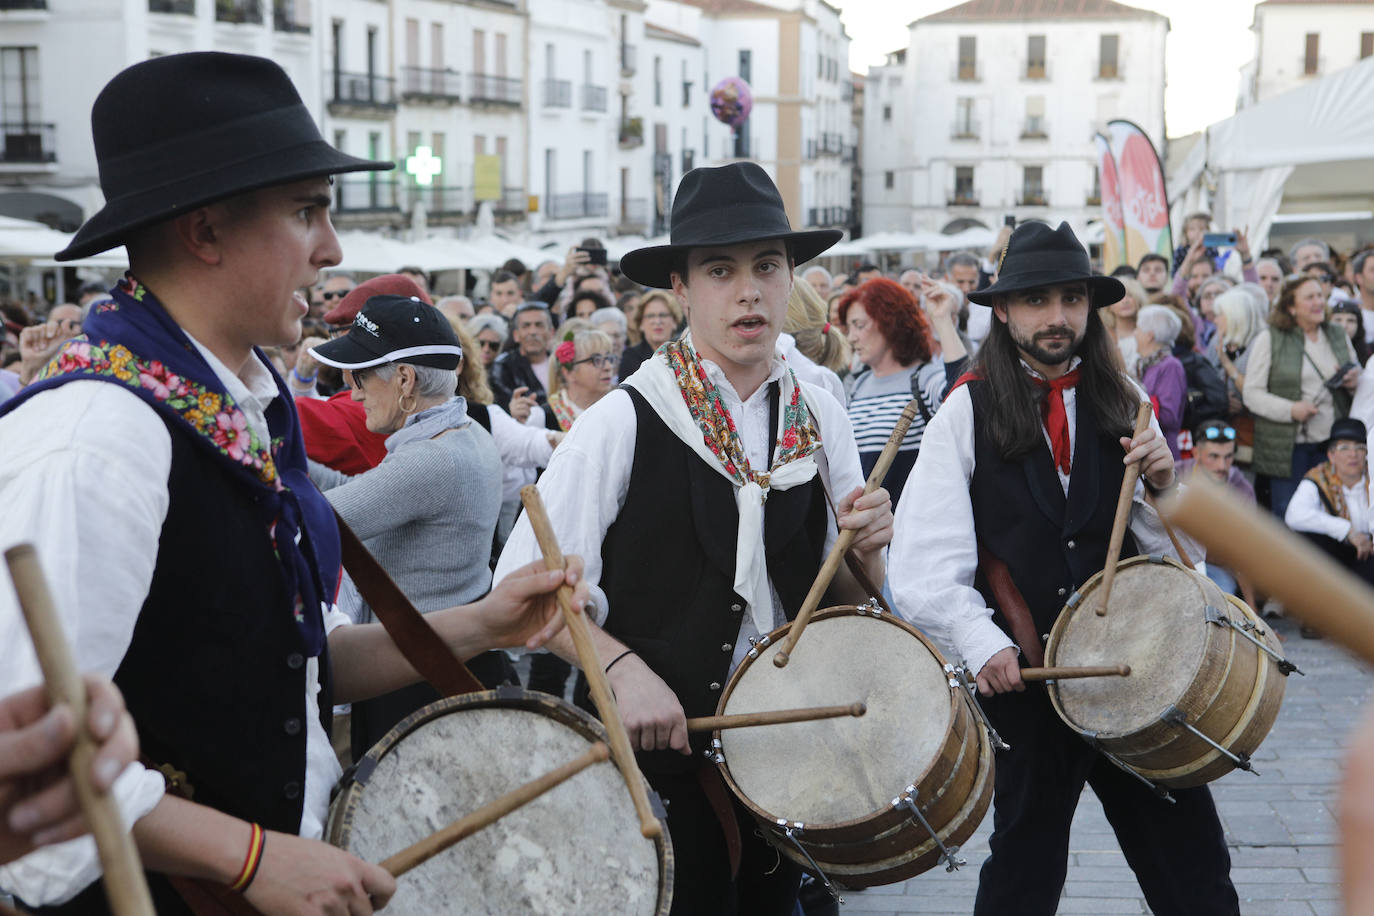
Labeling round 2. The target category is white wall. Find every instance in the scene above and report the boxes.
[1245,3,1374,106]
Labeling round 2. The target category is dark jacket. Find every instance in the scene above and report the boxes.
[489,349,549,411]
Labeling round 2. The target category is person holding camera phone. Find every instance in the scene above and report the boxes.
[1244,273,1361,520]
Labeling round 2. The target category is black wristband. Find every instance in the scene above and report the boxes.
[605,649,634,673]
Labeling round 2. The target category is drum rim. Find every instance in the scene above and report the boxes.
[714,605,962,833]
[326,687,675,916]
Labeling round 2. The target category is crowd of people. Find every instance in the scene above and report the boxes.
[7,47,1374,916]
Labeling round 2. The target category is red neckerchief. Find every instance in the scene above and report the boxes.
[1031,369,1081,474]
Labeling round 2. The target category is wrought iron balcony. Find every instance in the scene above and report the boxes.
[334,178,399,213]
[618,117,643,149]
[547,192,608,220]
[620,43,637,77]
[327,71,397,110]
[272,0,308,32]
[950,119,981,140]
[543,78,572,109]
[400,67,463,101]
[494,187,527,215]
[581,84,608,112]
[215,0,261,24]
[1,123,56,164]
[469,74,521,106]
[148,0,194,14]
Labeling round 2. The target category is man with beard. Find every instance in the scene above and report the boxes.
[1136,252,1169,295]
[890,221,1237,916]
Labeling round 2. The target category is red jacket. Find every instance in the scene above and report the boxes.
[296,390,387,475]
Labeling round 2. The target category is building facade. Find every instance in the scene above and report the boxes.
[862,0,1168,241]
[1238,0,1374,109]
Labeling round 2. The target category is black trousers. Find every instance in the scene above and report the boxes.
[649,768,802,916]
[973,686,1239,916]
[1299,530,1374,586]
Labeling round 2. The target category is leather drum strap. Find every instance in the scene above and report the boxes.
[696,764,743,878]
[333,510,484,697]
[976,541,1046,668]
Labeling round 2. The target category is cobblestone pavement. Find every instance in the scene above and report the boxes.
[832,616,1374,915]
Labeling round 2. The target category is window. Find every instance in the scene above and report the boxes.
[957,36,977,81]
[1023,96,1046,137]
[1089,165,1101,204]
[544,148,556,200]
[1363,33,1374,60]
[955,97,975,137]
[495,34,507,77]
[1027,35,1046,79]
[1305,33,1320,75]
[739,49,751,83]
[431,24,443,72]
[654,56,662,107]
[405,20,419,69]
[884,171,894,190]
[883,104,892,121]
[0,47,40,126]
[1099,34,1119,79]
[682,60,691,108]
[1022,166,1044,204]
[954,166,975,204]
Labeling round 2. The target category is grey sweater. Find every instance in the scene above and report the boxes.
[311,397,503,621]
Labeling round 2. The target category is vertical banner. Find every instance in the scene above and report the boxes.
[474,155,501,201]
[1108,119,1172,268]
[1094,133,1127,272]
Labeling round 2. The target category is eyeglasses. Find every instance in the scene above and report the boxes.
[1199,425,1237,442]
[1332,443,1368,454]
[322,289,351,301]
[573,353,620,369]
[478,339,502,351]
[345,368,371,390]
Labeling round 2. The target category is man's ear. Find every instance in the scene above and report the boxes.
[992,300,1009,324]
[171,206,227,267]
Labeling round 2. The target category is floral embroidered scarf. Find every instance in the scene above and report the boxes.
[1304,460,1368,522]
[661,338,821,489]
[1,275,339,655]
[547,389,580,432]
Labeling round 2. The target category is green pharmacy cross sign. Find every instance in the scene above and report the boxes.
[406,146,443,186]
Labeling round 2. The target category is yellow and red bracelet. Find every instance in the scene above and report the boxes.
[228,822,265,892]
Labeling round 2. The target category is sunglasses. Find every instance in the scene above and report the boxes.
[573,353,620,369]
[322,289,350,301]
[478,339,502,351]
[1200,425,1236,441]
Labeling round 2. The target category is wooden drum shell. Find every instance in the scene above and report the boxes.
[1045,556,1287,789]
[326,687,673,915]
[713,606,992,886]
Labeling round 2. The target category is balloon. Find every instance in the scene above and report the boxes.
[709,77,753,129]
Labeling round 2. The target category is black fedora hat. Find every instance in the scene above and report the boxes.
[619,162,841,289]
[56,52,392,261]
[1325,417,1368,450]
[966,221,1124,309]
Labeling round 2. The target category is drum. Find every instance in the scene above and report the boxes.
[1045,555,1290,789]
[326,686,673,914]
[714,605,993,887]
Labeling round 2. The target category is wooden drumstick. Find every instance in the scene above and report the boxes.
[685,702,866,733]
[4,545,155,916]
[1020,665,1130,682]
[1097,402,1153,617]
[518,486,663,839]
[380,742,610,877]
[1165,476,1374,663]
[774,398,923,668]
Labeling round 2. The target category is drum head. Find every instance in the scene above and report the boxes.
[330,694,663,915]
[1050,557,1224,736]
[720,610,953,825]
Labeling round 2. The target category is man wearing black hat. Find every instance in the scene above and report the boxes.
[890,222,1238,915]
[0,52,585,913]
[493,162,894,914]
[1284,417,1374,592]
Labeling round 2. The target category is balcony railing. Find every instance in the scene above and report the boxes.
[1023,61,1048,80]
[620,197,649,229]
[1,123,56,164]
[547,192,609,220]
[1096,62,1121,80]
[215,0,261,23]
[820,132,843,155]
[327,71,397,109]
[953,61,980,82]
[842,144,857,164]
[620,42,637,76]
[494,187,528,214]
[581,84,608,112]
[1086,193,1102,206]
[335,178,399,213]
[272,0,308,32]
[404,184,472,217]
[805,139,817,160]
[947,190,980,207]
[618,116,643,149]
[543,78,572,108]
[1018,192,1048,206]
[681,149,694,173]
[400,67,463,100]
[950,119,980,140]
[469,74,521,106]
[1020,118,1048,139]
[0,0,48,8]
[842,82,854,102]
[148,0,194,13]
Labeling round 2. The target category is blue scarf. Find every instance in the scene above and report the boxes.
[1,276,338,655]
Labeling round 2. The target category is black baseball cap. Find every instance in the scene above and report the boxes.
[309,295,462,370]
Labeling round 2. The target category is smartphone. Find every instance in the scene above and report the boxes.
[1004,215,1017,228]
[1202,232,1238,248]
[579,246,608,266]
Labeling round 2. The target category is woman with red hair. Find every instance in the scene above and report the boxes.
[840,276,946,507]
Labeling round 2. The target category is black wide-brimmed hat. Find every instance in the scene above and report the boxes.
[56,52,392,261]
[966,221,1124,309]
[1326,418,1368,449]
[619,162,841,289]
[310,295,463,371]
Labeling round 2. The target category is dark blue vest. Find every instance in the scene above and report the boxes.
[593,387,828,775]
[968,379,1139,639]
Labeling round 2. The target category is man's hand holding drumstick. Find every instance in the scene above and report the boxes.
[0,675,138,865]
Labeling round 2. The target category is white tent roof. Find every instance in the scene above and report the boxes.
[0,215,127,268]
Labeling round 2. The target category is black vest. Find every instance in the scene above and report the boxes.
[968,379,1139,638]
[31,421,333,915]
[596,387,829,774]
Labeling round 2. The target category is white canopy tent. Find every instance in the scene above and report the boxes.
[0,215,127,269]
[1169,56,1374,250]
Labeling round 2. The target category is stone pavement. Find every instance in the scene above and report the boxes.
[832,616,1374,915]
